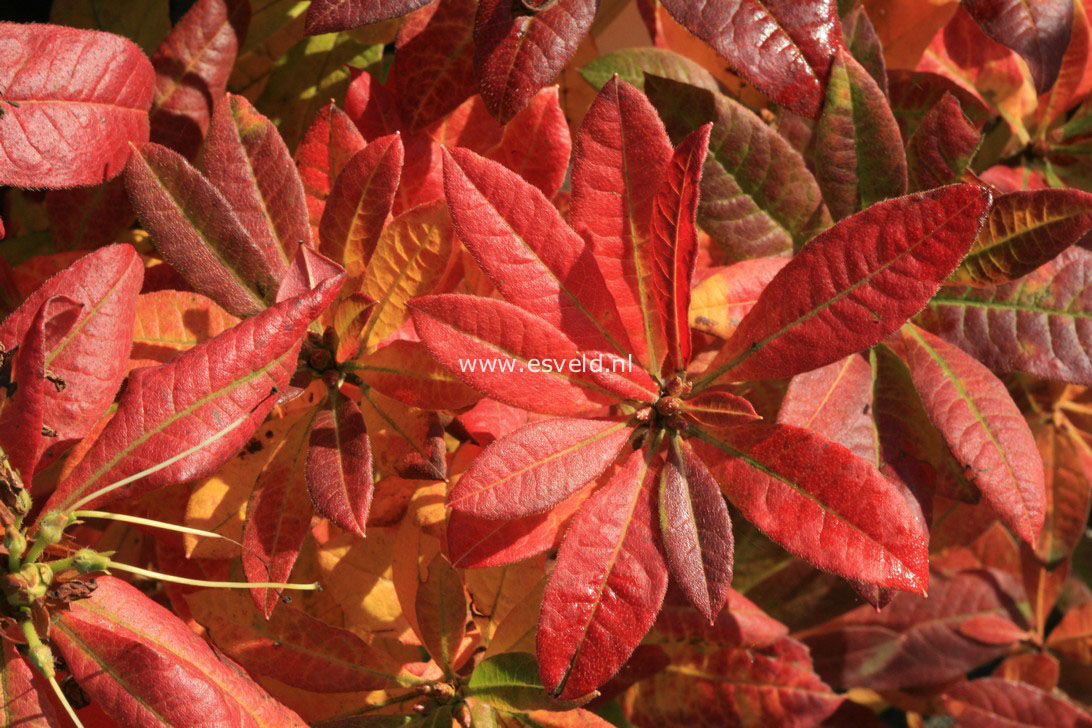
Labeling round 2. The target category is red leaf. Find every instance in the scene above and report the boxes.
[0,244,143,453]
[41,259,343,514]
[701,185,992,384]
[777,354,874,462]
[150,0,249,159]
[275,244,344,303]
[479,87,572,199]
[305,0,432,34]
[410,294,614,416]
[906,92,982,192]
[204,93,310,269]
[957,614,1029,645]
[962,0,1074,93]
[659,0,840,117]
[0,641,58,727]
[659,439,734,623]
[943,677,1091,727]
[694,424,929,594]
[244,410,315,617]
[927,247,1092,384]
[318,134,404,277]
[124,142,279,317]
[53,576,305,726]
[897,324,1046,545]
[887,70,993,140]
[307,392,375,538]
[389,0,478,132]
[803,568,1027,690]
[355,339,482,410]
[0,23,154,188]
[447,485,589,568]
[295,102,367,239]
[475,0,599,122]
[344,71,400,142]
[626,637,843,727]
[441,147,627,355]
[951,189,1092,287]
[571,77,675,372]
[448,417,632,520]
[689,258,791,340]
[681,388,761,429]
[651,124,710,374]
[537,448,669,700]
[187,589,390,693]
[0,296,82,479]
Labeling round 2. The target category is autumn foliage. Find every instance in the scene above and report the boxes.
[0,0,1091,726]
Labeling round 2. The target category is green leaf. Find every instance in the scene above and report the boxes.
[257,30,383,152]
[580,48,720,93]
[468,653,559,712]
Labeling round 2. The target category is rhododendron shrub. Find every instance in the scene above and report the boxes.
[0,0,1089,726]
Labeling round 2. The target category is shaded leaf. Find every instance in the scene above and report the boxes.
[815,48,907,221]
[802,568,1026,690]
[307,391,374,538]
[659,0,839,117]
[926,247,1092,384]
[579,47,720,93]
[943,677,1092,727]
[415,552,468,672]
[841,5,887,94]
[187,588,391,693]
[646,76,830,262]
[124,142,279,317]
[659,439,734,623]
[474,0,599,122]
[50,0,170,54]
[358,386,446,480]
[468,653,560,713]
[906,92,982,192]
[389,0,478,132]
[0,23,155,188]
[625,638,842,727]
[243,408,315,617]
[778,354,874,462]
[45,180,134,251]
[962,0,1074,93]
[150,0,250,160]
[951,189,1092,287]
[305,0,431,34]
[1033,418,1092,564]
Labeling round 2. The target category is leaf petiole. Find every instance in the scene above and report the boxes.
[104,560,321,591]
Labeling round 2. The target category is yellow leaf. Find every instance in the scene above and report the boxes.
[360,200,454,353]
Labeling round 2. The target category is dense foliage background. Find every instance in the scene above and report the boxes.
[0,1,1091,726]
